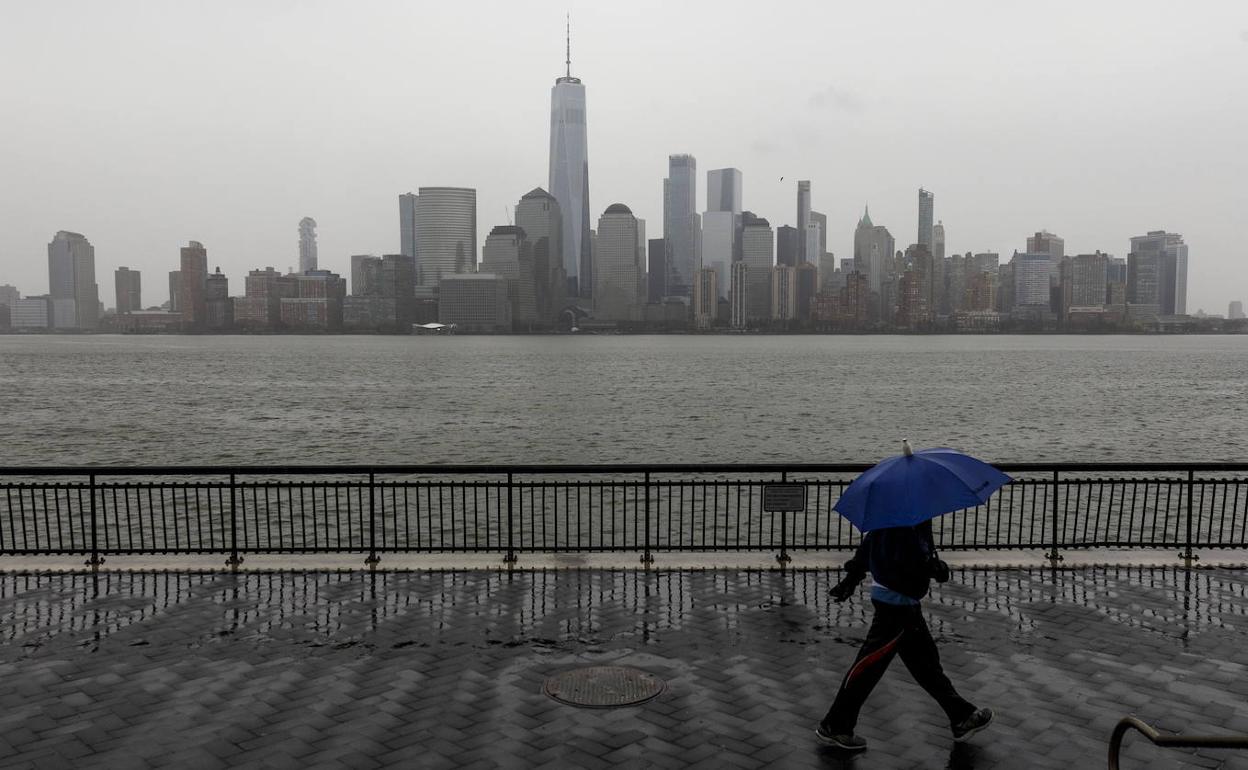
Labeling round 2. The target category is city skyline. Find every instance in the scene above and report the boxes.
[1,2,1245,313]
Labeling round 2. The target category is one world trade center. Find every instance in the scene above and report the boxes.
[548,21,592,298]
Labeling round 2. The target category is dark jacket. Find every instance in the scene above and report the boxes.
[843,520,940,601]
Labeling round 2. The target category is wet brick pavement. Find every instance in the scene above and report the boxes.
[0,567,1246,768]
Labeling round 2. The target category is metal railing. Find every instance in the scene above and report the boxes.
[1108,717,1248,768]
[0,463,1245,565]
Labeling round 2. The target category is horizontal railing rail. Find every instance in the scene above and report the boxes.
[1108,716,1248,769]
[0,463,1245,564]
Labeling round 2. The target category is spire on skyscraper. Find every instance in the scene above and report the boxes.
[859,205,873,228]
[566,13,571,79]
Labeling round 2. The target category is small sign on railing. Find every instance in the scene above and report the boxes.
[763,484,807,512]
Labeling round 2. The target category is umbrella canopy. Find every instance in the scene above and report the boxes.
[833,441,1012,532]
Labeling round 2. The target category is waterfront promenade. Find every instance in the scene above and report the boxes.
[0,566,1246,768]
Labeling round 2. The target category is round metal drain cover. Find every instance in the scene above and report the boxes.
[543,666,665,708]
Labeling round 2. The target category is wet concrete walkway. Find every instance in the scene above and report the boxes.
[0,568,1246,768]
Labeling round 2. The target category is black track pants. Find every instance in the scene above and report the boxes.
[822,600,975,733]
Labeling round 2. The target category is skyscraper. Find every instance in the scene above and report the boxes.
[776,225,799,267]
[853,207,894,293]
[399,193,418,260]
[414,187,477,287]
[663,154,699,297]
[1229,301,1245,320]
[647,238,667,304]
[515,187,564,322]
[702,167,741,300]
[1129,231,1188,315]
[114,267,141,314]
[298,217,318,273]
[741,212,774,322]
[796,181,811,263]
[168,271,181,312]
[548,22,591,297]
[47,231,99,329]
[809,211,827,260]
[480,225,538,328]
[593,204,643,321]
[917,188,934,251]
[706,168,742,214]
[1027,230,1065,284]
[179,241,208,328]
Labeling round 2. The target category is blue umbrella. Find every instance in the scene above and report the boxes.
[834,440,1012,532]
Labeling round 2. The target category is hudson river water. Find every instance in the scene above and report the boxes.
[1,335,1244,467]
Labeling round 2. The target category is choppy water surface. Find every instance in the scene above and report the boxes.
[0,334,1244,466]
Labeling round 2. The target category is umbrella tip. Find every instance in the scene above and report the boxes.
[902,439,913,457]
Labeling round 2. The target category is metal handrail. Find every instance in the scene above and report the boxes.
[1108,717,1248,769]
[1,461,1247,477]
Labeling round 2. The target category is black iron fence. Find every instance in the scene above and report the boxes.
[0,463,1245,564]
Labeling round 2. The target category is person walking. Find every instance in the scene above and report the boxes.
[816,519,993,753]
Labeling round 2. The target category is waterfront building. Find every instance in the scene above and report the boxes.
[692,267,718,329]
[840,272,871,326]
[399,193,418,260]
[298,217,318,273]
[411,188,476,288]
[343,255,415,331]
[280,270,345,330]
[931,222,948,313]
[706,168,742,214]
[204,268,232,330]
[770,265,797,322]
[741,213,774,322]
[11,296,52,329]
[593,204,644,322]
[663,154,699,297]
[480,225,538,329]
[1230,301,1245,320]
[646,238,667,304]
[904,243,935,322]
[804,223,822,272]
[0,285,18,308]
[796,181,811,263]
[548,26,591,297]
[1106,256,1127,287]
[776,225,799,267]
[1126,249,1161,311]
[47,230,99,329]
[350,254,378,296]
[1027,230,1065,286]
[1130,231,1188,315]
[1061,252,1109,317]
[438,274,511,331]
[515,187,564,323]
[795,262,818,321]
[818,250,838,293]
[965,271,996,312]
[895,271,925,329]
[917,189,934,251]
[235,267,293,329]
[114,268,141,315]
[179,241,209,329]
[168,271,181,312]
[730,262,748,329]
[1010,253,1052,322]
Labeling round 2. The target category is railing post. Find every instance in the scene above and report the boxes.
[86,473,102,569]
[226,473,243,570]
[641,471,653,566]
[1181,469,1198,567]
[776,471,791,568]
[504,472,517,564]
[365,472,379,569]
[1046,470,1063,565]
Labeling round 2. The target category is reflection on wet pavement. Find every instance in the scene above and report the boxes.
[0,568,1245,768]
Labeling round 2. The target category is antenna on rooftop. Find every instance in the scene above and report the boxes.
[566,13,571,78]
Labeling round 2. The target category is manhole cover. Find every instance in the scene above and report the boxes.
[543,666,666,708]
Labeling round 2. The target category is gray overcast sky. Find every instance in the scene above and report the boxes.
[2,0,1246,313]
